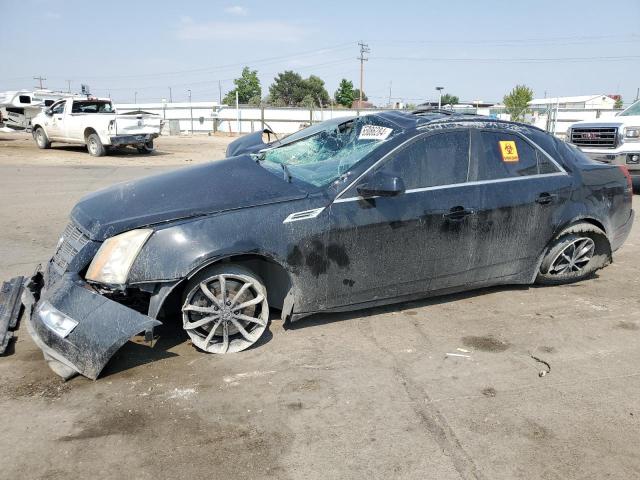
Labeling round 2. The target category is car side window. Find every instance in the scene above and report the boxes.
[471,131,539,181]
[51,102,65,115]
[375,130,470,189]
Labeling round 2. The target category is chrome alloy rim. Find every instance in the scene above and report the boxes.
[182,274,268,353]
[549,237,595,275]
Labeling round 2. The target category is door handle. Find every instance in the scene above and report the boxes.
[443,206,475,221]
[536,192,557,205]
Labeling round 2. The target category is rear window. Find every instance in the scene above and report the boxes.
[18,95,31,104]
[71,101,114,113]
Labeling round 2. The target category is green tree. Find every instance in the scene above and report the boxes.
[268,71,330,107]
[503,85,534,122]
[614,96,624,109]
[334,79,355,107]
[353,88,368,102]
[440,93,459,106]
[269,71,307,106]
[223,67,261,105]
[304,75,330,106]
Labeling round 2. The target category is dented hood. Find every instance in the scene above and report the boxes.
[71,155,307,240]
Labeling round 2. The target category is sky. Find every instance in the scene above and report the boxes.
[1,0,639,106]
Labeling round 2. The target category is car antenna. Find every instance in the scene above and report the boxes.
[280,163,292,183]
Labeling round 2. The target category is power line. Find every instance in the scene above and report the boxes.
[373,55,640,64]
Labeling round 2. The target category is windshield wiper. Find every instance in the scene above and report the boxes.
[280,163,292,183]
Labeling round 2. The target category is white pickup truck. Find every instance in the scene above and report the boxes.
[567,100,640,190]
[31,97,162,156]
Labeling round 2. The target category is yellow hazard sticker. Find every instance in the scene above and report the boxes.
[499,140,519,162]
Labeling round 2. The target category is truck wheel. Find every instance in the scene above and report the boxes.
[181,265,269,354]
[536,223,611,285]
[136,140,154,154]
[87,133,106,157]
[34,127,51,149]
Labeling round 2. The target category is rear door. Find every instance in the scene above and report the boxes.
[466,128,572,282]
[326,129,479,307]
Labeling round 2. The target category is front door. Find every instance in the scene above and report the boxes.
[325,129,479,308]
[46,100,66,140]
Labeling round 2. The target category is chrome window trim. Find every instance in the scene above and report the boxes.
[332,126,568,204]
[333,172,568,203]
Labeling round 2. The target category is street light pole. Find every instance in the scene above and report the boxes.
[134,91,138,104]
[188,89,193,135]
[436,86,444,109]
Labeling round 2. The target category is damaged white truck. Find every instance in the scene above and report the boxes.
[31,97,162,156]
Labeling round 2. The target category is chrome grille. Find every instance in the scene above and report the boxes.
[51,223,90,274]
[570,127,618,148]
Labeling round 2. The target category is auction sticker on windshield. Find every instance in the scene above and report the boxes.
[359,125,393,141]
[499,140,519,162]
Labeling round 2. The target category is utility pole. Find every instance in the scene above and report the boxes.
[33,76,46,89]
[169,87,173,103]
[218,80,222,104]
[388,81,392,108]
[357,42,370,109]
[188,89,193,135]
[134,91,138,104]
[636,87,639,102]
[66,80,72,93]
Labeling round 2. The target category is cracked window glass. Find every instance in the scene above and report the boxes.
[256,116,399,187]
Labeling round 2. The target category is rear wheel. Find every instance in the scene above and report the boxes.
[87,133,106,157]
[181,265,269,354]
[34,127,51,149]
[136,140,154,154]
[536,224,610,285]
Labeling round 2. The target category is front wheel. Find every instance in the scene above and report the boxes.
[181,265,269,354]
[34,127,51,149]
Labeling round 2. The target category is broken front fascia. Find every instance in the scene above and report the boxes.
[23,271,161,380]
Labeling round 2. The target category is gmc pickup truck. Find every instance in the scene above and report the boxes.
[568,100,640,190]
[31,97,162,157]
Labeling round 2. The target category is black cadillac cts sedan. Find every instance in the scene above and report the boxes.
[16,111,634,379]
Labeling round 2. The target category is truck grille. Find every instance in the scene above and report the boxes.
[51,222,90,275]
[570,127,618,148]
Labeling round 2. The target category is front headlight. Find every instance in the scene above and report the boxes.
[85,228,152,285]
[624,127,640,140]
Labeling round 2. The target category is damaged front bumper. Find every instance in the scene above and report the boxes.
[22,270,161,380]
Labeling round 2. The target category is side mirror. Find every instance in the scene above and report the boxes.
[45,109,53,116]
[356,171,405,198]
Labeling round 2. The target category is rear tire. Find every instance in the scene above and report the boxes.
[34,127,51,149]
[136,140,154,154]
[87,133,106,157]
[536,223,610,285]
[181,265,269,354]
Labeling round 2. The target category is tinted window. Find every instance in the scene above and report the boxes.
[44,100,54,107]
[18,95,31,104]
[71,101,113,113]
[472,131,539,180]
[51,102,65,114]
[538,154,560,174]
[376,130,470,189]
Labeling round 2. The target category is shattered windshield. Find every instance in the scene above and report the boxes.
[619,100,640,116]
[255,116,399,187]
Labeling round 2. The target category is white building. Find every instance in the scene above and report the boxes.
[528,95,616,110]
